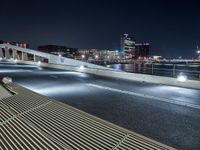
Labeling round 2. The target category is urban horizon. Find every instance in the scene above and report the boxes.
[1,35,199,60]
[1,0,200,59]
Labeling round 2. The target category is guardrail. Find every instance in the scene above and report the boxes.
[107,63,200,80]
[5,59,200,90]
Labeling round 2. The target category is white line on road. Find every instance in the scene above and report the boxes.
[86,83,200,110]
[49,75,58,79]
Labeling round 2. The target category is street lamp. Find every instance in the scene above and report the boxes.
[81,54,85,59]
[95,55,98,59]
[14,58,18,63]
[177,72,187,82]
[37,61,41,65]
[196,45,200,59]
[80,65,84,69]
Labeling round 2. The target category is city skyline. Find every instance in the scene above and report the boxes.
[0,0,200,58]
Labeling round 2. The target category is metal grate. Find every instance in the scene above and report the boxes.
[0,85,12,99]
[0,83,176,150]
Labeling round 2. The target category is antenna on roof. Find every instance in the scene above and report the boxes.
[124,33,128,37]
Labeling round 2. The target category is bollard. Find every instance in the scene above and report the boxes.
[151,63,154,74]
[173,64,176,77]
[133,62,136,72]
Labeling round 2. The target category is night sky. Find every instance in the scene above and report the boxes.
[0,0,200,58]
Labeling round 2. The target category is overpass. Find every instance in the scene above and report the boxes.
[0,43,110,70]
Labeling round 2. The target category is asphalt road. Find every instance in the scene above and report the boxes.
[1,62,200,150]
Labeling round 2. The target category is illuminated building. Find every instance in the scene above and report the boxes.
[0,40,28,48]
[38,45,78,58]
[135,43,150,59]
[120,34,135,58]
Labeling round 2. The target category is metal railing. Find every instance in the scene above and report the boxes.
[107,63,200,80]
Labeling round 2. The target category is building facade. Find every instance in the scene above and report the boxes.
[38,45,78,58]
[0,40,29,48]
[135,43,150,59]
[78,49,122,61]
[120,34,135,58]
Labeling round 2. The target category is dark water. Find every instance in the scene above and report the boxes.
[106,63,200,80]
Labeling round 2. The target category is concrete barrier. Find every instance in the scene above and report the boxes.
[7,59,200,90]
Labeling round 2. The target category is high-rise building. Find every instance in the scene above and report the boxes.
[135,43,150,59]
[120,34,135,58]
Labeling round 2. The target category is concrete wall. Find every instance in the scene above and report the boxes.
[9,59,200,90]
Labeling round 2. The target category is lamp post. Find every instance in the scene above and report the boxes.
[95,55,98,59]
[197,45,200,59]
[197,50,200,59]
[81,54,85,60]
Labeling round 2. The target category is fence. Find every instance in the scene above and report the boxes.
[107,63,200,80]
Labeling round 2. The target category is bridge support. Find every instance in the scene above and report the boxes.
[13,49,17,59]
[0,48,3,58]
[34,54,36,62]
[22,52,28,61]
[5,47,11,59]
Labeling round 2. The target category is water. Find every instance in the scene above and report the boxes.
[106,63,200,80]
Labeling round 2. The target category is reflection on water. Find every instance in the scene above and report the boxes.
[106,63,200,80]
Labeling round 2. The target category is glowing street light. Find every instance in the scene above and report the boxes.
[177,72,187,82]
[80,65,85,69]
[95,55,99,59]
[37,61,41,65]
[81,54,85,59]
[14,58,18,63]
[58,54,62,57]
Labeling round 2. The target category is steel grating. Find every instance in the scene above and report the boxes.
[0,85,11,99]
[0,83,176,150]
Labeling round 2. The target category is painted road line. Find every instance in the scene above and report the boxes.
[86,83,200,110]
[49,75,58,79]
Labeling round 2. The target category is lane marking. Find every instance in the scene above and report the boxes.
[49,75,58,79]
[86,83,200,110]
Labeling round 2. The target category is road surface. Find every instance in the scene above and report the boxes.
[0,62,200,150]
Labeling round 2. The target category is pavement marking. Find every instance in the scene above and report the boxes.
[86,83,200,110]
[49,75,58,79]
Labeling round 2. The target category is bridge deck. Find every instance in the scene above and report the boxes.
[0,83,175,150]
